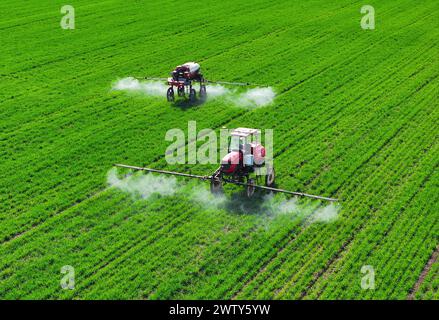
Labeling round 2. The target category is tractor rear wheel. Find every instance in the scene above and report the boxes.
[210,177,223,195]
[199,85,207,101]
[167,87,175,102]
[189,88,196,102]
[265,167,275,187]
[246,178,255,198]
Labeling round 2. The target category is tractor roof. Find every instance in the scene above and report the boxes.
[231,128,260,137]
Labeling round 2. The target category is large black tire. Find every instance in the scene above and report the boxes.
[166,87,175,102]
[210,177,223,195]
[189,88,196,102]
[177,86,185,97]
[265,167,275,187]
[199,85,207,101]
[246,178,256,198]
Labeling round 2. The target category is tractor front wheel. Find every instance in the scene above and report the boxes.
[167,87,175,102]
[210,177,223,195]
[265,167,275,187]
[199,85,207,101]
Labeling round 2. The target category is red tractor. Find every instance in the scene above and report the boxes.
[166,62,206,102]
[210,128,275,197]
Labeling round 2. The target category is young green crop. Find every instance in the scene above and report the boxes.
[0,0,437,299]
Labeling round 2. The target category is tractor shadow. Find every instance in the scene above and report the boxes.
[172,98,206,109]
[221,190,275,216]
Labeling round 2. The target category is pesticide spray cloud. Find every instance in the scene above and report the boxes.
[205,84,230,98]
[236,87,276,108]
[190,186,228,209]
[113,77,275,108]
[188,187,339,224]
[107,168,339,225]
[113,77,168,96]
[107,168,177,199]
[308,203,340,224]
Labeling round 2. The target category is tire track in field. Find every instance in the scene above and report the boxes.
[407,244,439,300]
[373,172,438,299]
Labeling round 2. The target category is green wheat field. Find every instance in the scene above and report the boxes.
[0,0,438,299]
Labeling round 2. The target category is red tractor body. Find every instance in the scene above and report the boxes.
[166,62,206,102]
[211,128,274,197]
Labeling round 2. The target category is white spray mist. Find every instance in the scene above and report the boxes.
[308,203,340,224]
[107,168,177,199]
[236,87,276,108]
[113,77,275,108]
[113,77,168,96]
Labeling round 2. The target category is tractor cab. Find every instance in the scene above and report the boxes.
[221,128,265,175]
[229,128,265,166]
[214,127,273,197]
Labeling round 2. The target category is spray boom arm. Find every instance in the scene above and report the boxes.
[114,164,338,202]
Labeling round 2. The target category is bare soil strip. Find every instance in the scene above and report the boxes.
[408,244,438,300]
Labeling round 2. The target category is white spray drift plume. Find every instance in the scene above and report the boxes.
[205,84,231,98]
[113,77,141,91]
[236,87,276,108]
[260,194,304,220]
[308,203,340,224]
[113,77,275,108]
[107,168,177,199]
[190,186,228,209]
[106,168,339,223]
[113,77,168,96]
